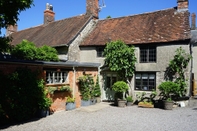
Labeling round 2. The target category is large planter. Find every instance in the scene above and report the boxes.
[126,102,133,106]
[66,102,76,111]
[118,99,126,107]
[163,101,173,110]
[138,102,154,108]
[81,99,91,106]
[37,109,49,118]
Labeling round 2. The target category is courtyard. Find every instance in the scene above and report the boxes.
[1,102,197,131]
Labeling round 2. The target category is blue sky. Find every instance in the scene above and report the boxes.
[2,0,197,35]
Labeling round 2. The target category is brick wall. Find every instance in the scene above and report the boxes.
[0,61,99,112]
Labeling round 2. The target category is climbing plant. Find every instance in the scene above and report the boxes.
[168,47,191,97]
[103,40,137,81]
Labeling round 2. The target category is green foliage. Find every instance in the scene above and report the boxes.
[11,39,59,61]
[78,74,94,100]
[11,39,37,60]
[0,68,52,124]
[112,81,129,93]
[158,81,180,100]
[0,0,33,51]
[66,96,75,103]
[126,96,133,102]
[106,15,111,19]
[93,75,101,97]
[0,0,33,30]
[168,47,191,97]
[136,91,157,103]
[46,86,72,94]
[36,45,59,61]
[0,37,12,52]
[103,40,136,80]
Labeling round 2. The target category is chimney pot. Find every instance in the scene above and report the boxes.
[44,3,55,25]
[177,0,189,11]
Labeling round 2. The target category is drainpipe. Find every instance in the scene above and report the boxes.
[189,43,193,97]
[73,66,76,97]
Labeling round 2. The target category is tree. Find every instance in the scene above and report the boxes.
[0,0,34,30]
[0,0,34,51]
[103,40,137,81]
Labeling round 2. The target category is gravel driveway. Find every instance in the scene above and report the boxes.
[1,103,197,131]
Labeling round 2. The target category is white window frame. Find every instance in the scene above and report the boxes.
[46,70,69,84]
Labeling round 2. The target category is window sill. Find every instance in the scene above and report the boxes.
[46,83,69,86]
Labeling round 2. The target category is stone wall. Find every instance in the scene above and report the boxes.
[68,19,98,61]
[78,42,191,100]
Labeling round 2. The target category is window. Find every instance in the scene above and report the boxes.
[96,47,104,57]
[135,72,156,91]
[140,46,156,63]
[46,70,68,84]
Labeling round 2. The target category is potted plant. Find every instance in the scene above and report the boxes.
[94,75,101,103]
[38,96,52,117]
[78,75,94,106]
[66,96,76,111]
[158,81,179,110]
[136,92,155,108]
[126,96,133,106]
[112,81,129,107]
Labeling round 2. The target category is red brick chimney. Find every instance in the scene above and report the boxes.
[191,13,196,30]
[86,0,99,19]
[44,3,55,25]
[177,0,189,10]
[6,24,17,36]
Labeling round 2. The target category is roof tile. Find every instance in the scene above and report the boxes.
[81,8,191,46]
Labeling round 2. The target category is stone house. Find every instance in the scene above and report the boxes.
[8,0,193,102]
[79,0,192,100]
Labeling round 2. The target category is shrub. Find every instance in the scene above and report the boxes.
[66,96,75,103]
[93,75,101,97]
[158,81,179,100]
[0,68,52,125]
[78,74,94,100]
[112,81,128,99]
[126,96,133,102]
[112,81,128,93]
[11,39,37,60]
[11,39,59,61]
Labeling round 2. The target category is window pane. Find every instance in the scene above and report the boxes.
[149,74,155,79]
[140,48,147,62]
[142,74,148,79]
[149,47,156,62]
[97,47,104,57]
[135,73,141,79]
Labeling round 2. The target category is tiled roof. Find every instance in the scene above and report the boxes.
[81,8,191,46]
[10,15,92,47]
